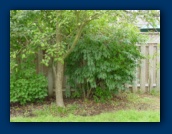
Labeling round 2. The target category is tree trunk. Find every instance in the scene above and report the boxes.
[54,10,86,107]
[55,61,65,107]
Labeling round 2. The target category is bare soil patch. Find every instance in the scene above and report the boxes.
[10,93,160,117]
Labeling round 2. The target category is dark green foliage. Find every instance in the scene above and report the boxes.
[10,67,48,105]
[65,24,145,99]
[93,87,114,103]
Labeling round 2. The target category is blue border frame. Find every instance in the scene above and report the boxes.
[0,0,171,133]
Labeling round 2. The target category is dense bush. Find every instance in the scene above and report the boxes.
[65,24,145,99]
[10,68,48,105]
[93,87,113,103]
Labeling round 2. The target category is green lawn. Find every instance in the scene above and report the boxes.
[10,110,160,122]
[10,92,160,122]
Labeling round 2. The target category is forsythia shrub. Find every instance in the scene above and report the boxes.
[10,68,47,105]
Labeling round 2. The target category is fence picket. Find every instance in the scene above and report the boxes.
[140,45,146,92]
[148,44,154,92]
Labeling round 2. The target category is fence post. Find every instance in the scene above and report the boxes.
[157,45,160,90]
[132,64,138,93]
[148,44,154,92]
[140,45,146,92]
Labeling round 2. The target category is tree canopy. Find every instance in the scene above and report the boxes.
[10,10,160,106]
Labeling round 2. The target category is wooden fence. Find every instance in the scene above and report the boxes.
[128,32,160,92]
[36,32,160,93]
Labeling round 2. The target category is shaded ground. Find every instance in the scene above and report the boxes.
[10,93,160,118]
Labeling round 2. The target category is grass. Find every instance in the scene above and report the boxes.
[125,90,160,103]
[127,93,154,103]
[33,103,78,117]
[10,92,160,122]
[150,89,160,96]
[10,110,160,122]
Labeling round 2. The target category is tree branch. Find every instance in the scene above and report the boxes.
[63,21,89,59]
[35,20,44,33]
[63,13,100,59]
